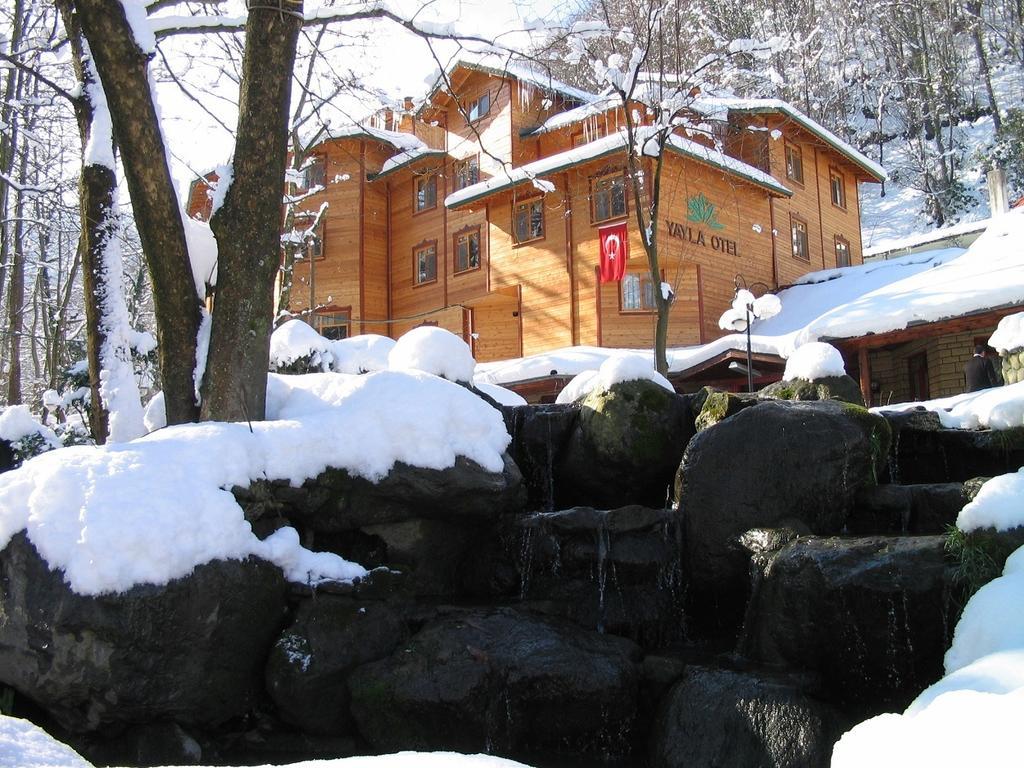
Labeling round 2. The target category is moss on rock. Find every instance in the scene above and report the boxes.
[759,374,864,406]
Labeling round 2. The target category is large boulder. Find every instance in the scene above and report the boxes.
[347,608,640,758]
[693,390,755,432]
[559,380,695,508]
[238,453,526,532]
[676,400,890,632]
[848,482,969,535]
[0,533,288,733]
[649,666,843,768]
[501,403,579,511]
[880,410,1024,483]
[741,535,961,714]
[265,597,405,736]
[759,375,864,406]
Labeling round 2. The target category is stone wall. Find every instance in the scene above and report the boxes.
[867,325,998,405]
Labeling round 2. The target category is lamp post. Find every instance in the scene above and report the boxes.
[718,274,781,393]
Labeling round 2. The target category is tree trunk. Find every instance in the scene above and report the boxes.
[966,0,1001,132]
[6,139,27,405]
[74,0,201,425]
[203,0,303,422]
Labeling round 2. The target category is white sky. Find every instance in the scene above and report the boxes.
[155,0,575,198]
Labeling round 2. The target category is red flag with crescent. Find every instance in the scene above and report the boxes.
[598,222,628,283]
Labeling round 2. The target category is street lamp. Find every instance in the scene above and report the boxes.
[717,274,781,393]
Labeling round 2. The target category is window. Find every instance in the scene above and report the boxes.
[315,311,349,341]
[467,92,490,122]
[454,156,480,191]
[591,172,627,223]
[414,241,437,285]
[835,235,851,268]
[415,173,437,213]
[513,198,545,244]
[785,142,804,184]
[621,272,657,312]
[791,215,809,260]
[454,228,481,273]
[302,221,324,260]
[830,168,847,209]
[303,156,326,190]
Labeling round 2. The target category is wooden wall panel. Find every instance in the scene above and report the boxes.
[467,289,521,362]
[290,139,365,320]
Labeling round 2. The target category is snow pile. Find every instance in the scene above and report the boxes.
[0,714,537,768]
[875,381,1024,431]
[388,326,475,383]
[0,370,510,595]
[594,354,674,392]
[331,334,395,374]
[783,342,846,380]
[956,468,1024,532]
[556,369,599,404]
[556,355,674,404]
[0,406,60,448]
[832,469,1024,768]
[473,380,527,406]
[0,715,90,768]
[270,319,334,371]
[990,312,1024,353]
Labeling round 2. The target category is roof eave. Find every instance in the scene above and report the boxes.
[731,105,887,183]
[368,150,448,182]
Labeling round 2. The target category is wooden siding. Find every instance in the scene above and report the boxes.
[289,139,366,321]
[762,114,868,284]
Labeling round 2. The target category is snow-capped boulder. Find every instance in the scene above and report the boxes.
[330,334,395,374]
[388,326,475,383]
[558,377,695,508]
[740,535,959,712]
[0,533,287,733]
[650,666,842,768]
[240,453,526,533]
[347,608,640,757]
[676,400,890,633]
[269,319,333,374]
[266,597,405,736]
[759,342,863,406]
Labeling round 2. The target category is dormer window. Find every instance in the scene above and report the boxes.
[467,92,490,123]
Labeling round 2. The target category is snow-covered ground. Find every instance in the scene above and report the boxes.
[0,714,535,768]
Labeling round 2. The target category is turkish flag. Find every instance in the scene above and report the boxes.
[598,222,628,283]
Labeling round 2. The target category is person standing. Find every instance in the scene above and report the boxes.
[964,344,1000,392]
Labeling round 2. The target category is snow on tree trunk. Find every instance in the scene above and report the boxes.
[74,0,202,427]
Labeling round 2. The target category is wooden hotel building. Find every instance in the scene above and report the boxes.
[188,54,885,388]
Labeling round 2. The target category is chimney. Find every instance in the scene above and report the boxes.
[988,166,1009,216]
[399,96,415,134]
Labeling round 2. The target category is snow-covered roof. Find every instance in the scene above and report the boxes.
[445,127,791,209]
[526,94,621,135]
[864,216,989,258]
[476,210,1024,386]
[761,208,1024,344]
[371,147,448,181]
[692,97,887,182]
[317,124,428,152]
[422,50,597,113]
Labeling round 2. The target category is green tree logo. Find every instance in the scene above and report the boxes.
[686,193,724,230]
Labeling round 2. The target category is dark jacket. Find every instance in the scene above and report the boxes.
[965,355,999,392]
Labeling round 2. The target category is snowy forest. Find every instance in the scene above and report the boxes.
[0,0,1021,437]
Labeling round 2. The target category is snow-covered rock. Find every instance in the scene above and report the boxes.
[270,319,334,372]
[331,334,395,374]
[388,326,476,383]
[989,312,1024,354]
[783,342,846,380]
